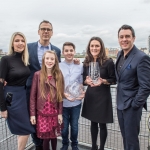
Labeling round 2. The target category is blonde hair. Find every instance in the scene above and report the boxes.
[8,32,29,66]
[40,50,64,102]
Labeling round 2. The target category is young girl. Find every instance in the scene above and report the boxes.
[30,50,64,150]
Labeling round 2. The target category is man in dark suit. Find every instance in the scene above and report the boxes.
[26,20,61,150]
[115,24,150,150]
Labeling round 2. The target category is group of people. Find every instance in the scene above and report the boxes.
[0,20,150,150]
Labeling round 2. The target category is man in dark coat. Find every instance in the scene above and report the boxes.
[26,20,61,150]
[115,24,150,150]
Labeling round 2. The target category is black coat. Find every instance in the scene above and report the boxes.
[81,58,116,123]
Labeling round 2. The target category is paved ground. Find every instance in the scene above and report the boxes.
[30,139,112,150]
[30,139,92,150]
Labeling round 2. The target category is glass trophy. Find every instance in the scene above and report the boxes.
[65,81,83,100]
[89,62,100,85]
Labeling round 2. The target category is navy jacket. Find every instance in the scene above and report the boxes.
[115,45,150,110]
[26,42,61,102]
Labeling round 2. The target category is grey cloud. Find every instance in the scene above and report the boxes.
[142,0,150,3]
[0,0,150,52]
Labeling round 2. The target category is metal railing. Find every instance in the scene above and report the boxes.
[0,117,33,150]
[77,86,150,150]
[0,86,150,150]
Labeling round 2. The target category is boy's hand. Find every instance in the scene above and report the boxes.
[64,93,75,101]
[76,91,85,100]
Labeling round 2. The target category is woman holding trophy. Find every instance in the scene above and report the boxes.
[81,37,116,150]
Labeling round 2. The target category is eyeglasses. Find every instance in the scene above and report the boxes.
[40,28,52,32]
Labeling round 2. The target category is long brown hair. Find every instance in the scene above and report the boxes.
[84,37,108,66]
[40,50,64,102]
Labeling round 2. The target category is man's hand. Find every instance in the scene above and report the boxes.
[58,114,63,125]
[0,110,8,119]
[30,116,36,125]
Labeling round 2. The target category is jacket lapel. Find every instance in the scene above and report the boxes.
[33,42,41,69]
[45,77,56,88]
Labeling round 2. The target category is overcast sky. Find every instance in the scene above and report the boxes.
[0,0,150,52]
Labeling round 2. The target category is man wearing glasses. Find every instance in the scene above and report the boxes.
[26,20,61,150]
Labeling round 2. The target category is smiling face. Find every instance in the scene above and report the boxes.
[12,34,25,53]
[118,29,135,53]
[38,22,53,44]
[89,40,101,59]
[63,45,75,63]
[44,52,55,70]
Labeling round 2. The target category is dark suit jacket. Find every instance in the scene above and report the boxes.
[115,45,150,110]
[26,41,61,102]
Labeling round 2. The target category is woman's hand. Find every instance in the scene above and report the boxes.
[85,76,93,86]
[30,116,36,125]
[58,114,63,125]
[91,78,109,87]
[101,78,110,85]
[0,110,8,119]
[91,78,103,87]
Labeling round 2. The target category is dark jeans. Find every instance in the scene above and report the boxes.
[117,106,142,150]
[62,104,81,147]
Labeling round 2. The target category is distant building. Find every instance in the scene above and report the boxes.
[107,48,119,57]
[82,50,86,55]
[140,47,148,54]
[0,49,7,59]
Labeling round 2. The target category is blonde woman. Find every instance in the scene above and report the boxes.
[30,50,64,150]
[0,32,35,150]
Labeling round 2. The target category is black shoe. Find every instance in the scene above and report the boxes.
[36,146,43,150]
[72,145,79,150]
[91,145,98,150]
[60,145,68,150]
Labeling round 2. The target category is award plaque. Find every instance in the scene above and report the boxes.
[89,62,100,84]
[65,81,83,100]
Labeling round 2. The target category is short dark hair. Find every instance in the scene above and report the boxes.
[62,42,75,51]
[118,24,135,37]
[39,20,53,29]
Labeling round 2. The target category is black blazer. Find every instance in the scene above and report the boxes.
[26,42,61,101]
[115,45,150,110]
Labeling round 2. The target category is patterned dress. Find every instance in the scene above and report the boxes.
[36,76,61,139]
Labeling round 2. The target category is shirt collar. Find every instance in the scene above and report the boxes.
[63,60,74,65]
[38,41,50,49]
[120,48,133,59]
